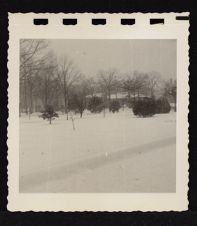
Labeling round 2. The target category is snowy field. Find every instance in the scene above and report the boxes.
[19,109,176,193]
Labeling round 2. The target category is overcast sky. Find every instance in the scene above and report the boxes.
[49,39,176,79]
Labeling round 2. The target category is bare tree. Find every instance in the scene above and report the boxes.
[132,71,148,99]
[86,77,97,97]
[20,49,58,117]
[97,69,117,117]
[20,39,48,70]
[57,56,80,120]
[147,71,161,98]
[122,71,148,102]
[113,78,122,100]
[20,39,49,116]
[98,69,117,102]
[122,75,133,101]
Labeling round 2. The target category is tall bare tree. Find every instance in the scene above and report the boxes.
[57,56,80,120]
[86,77,97,97]
[97,69,117,117]
[122,71,148,102]
[20,39,48,70]
[20,39,48,116]
[147,71,161,98]
[98,69,117,102]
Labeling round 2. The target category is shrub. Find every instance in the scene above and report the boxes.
[94,103,105,113]
[155,97,171,114]
[69,93,86,117]
[39,105,59,124]
[132,98,156,117]
[109,100,121,113]
[87,96,104,113]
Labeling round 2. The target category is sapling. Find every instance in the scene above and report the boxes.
[40,105,59,124]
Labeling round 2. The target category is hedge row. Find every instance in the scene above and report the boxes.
[132,97,171,117]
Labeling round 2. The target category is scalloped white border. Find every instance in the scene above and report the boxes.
[8,13,189,211]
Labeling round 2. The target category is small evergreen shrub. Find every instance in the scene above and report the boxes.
[40,105,59,124]
[109,100,121,113]
[155,97,171,114]
[87,96,104,113]
[133,98,156,117]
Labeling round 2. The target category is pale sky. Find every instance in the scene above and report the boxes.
[49,39,176,79]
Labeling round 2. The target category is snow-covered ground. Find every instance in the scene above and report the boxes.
[19,109,176,193]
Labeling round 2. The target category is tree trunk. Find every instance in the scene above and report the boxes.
[29,83,33,115]
[64,96,69,120]
[103,95,106,118]
[63,74,69,120]
[49,118,52,124]
[44,75,48,108]
[24,75,28,114]
[66,98,69,120]
[63,75,69,120]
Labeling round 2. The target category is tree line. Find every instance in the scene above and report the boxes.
[20,39,177,118]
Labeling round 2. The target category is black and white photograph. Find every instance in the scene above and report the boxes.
[7,12,189,211]
[19,39,177,193]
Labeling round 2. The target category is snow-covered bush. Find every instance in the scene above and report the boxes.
[133,98,156,117]
[155,97,171,114]
[87,96,104,113]
[109,100,121,113]
[39,105,59,124]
